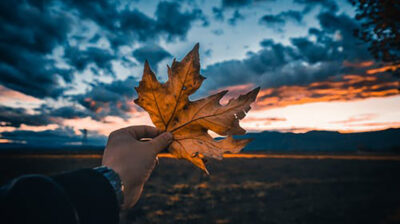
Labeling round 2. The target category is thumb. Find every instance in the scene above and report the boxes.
[150,132,173,154]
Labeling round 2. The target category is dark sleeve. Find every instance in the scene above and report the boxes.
[53,168,120,224]
[0,169,120,224]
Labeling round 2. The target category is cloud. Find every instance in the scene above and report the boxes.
[64,0,207,79]
[64,46,116,75]
[218,0,279,13]
[216,0,276,26]
[201,11,373,94]
[0,1,71,53]
[133,45,171,70]
[70,1,205,46]
[330,114,378,125]
[259,10,303,29]
[228,10,245,25]
[280,10,303,23]
[0,85,42,106]
[204,49,213,57]
[38,105,90,119]
[0,76,140,129]
[0,105,53,127]
[0,0,205,100]
[155,1,208,39]
[0,0,73,98]
[0,127,106,146]
[255,73,399,110]
[343,122,400,128]
[221,0,254,8]
[212,7,224,21]
[201,40,302,91]
[305,12,371,63]
[198,11,400,109]
[0,103,92,128]
[212,29,224,36]
[74,76,138,120]
[243,116,287,125]
[290,38,330,63]
[293,0,338,13]
[366,64,400,75]
[113,9,157,45]
[260,15,285,26]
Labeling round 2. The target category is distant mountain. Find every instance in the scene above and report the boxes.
[1,128,399,153]
[236,128,400,152]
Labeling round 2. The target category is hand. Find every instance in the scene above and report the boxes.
[102,125,173,209]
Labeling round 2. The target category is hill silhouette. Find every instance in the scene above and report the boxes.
[1,128,399,153]
[237,128,400,152]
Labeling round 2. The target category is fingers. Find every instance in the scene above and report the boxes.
[149,132,173,154]
[122,125,161,139]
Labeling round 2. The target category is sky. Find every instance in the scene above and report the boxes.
[0,0,399,146]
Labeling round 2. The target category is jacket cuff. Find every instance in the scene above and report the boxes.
[53,168,119,224]
[93,166,124,206]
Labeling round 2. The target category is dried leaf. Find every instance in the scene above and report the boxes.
[134,44,259,174]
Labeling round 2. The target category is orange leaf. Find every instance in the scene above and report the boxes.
[135,44,259,174]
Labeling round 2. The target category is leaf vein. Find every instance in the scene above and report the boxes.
[165,63,192,130]
[170,100,248,133]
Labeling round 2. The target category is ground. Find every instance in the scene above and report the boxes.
[1,153,400,224]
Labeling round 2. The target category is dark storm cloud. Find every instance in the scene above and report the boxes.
[0,105,53,127]
[280,10,303,23]
[228,10,245,26]
[80,77,137,103]
[202,40,324,91]
[259,10,303,28]
[60,0,206,80]
[38,105,90,119]
[65,0,205,46]
[0,1,70,54]
[290,38,330,63]
[201,11,372,93]
[215,0,277,25]
[294,0,338,12]
[117,9,157,44]
[212,7,225,21]
[221,0,277,8]
[312,12,370,61]
[259,15,285,26]
[64,46,116,75]
[0,0,73,98]
[1,76,140,125]
[0,72,139,126]
[222,0,253,8]
[74,76,138,120]
[0,0,205,100]
[1,127,106,146]
[133,45,172,70]
[0,104,92,128]
[155,1,208,38]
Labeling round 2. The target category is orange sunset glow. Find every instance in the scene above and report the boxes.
[1,63,399,138]
[0,0,399,147]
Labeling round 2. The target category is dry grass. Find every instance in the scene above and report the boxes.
[1,153,400,224]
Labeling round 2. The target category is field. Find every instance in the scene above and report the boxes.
[1,153,400,224]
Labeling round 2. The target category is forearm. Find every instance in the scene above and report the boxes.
[1,168,121,224]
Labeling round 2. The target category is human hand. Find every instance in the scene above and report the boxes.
[102,125,173,209]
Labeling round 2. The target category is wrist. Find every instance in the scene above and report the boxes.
[94,166,125,207]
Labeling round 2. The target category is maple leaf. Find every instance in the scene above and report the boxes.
[134,44,259,174]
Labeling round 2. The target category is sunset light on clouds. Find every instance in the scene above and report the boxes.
[0,0,399,146]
